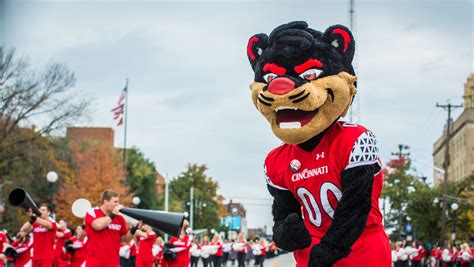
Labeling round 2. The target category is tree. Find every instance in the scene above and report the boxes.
[125,147,160,210]
[168,164,225,230]
[382,156,474,244]
[382,156,421,241]
[55,140,130,226]
[0,133,74,231]
[0,47,89,176]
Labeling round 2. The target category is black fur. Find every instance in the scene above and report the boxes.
[267,185,311,251]
[247,22,355,85]
[308,163,376,266]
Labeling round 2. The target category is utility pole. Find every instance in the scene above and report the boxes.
[164,174,169,241]
[392,144,410,160]
[348,0,360,124]
[190,186,194,230]
[436,102,463,246]
[391,144,410,239]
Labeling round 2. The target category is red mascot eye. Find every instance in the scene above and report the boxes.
[299,69,322,81]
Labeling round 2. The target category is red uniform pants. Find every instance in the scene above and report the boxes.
[294,226,391,267]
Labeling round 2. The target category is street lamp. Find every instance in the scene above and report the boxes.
[450,202,459,246]
[132,196,141,206]
[46,171,58,216]
[183,211,189,218]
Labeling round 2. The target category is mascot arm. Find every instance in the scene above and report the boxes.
[267,184,311,251]
[309,163,375,266]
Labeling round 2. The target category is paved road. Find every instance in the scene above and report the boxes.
[265,253,296,267]
[196,253,295,267]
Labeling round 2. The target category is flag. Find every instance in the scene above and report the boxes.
[111,85,127,126]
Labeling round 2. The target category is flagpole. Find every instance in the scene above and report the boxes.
[123,78,129,175]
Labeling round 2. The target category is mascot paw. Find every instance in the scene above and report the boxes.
[274,213,311,251]
[309,244,346,267]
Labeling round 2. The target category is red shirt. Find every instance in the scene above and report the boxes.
[130,240,137,257]
[169,235,191,263]
[32,218,57,260]
[12,238,33,266]
[55,228,72,257]
[211,241,223,256]
[85,208,128,266]
[412,246,424,261]
[70,236,87,264]
[265,122,383,240]
[0,232,7,254]
[137,231,157,261]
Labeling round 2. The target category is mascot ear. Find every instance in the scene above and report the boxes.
[321,25,355,64]
[247,33,268,71]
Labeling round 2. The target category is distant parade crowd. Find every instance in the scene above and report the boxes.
[0,189,472,267]
[391,240,473,267]
[0,190,282,267]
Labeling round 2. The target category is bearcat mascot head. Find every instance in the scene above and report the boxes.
[247,21,357,144]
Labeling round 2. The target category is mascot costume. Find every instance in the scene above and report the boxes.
[246,21,391,267]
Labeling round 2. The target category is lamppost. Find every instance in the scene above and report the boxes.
[46,171,58,216]
[450,202,459,246]
[132,196,141,207]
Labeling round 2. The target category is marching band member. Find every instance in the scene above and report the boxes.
[441,246,454,267]
[232,233,246,267]
[10,231,33,267]
[84,190,135,267]
[189,239,201,267]
[252,240,263,266]
[210,234,223,267]
[54,219,72,267]
[258,238,267,267]
[0,229,8,267]
[222,239,231,266]
[68,225,87,267]
[153,237,164,267]
[167,220,191,267]
[459,243,472,267]
[20,204,57,267]
[200,236,211,267]
[135,224,157,267]
[409,241,424,267]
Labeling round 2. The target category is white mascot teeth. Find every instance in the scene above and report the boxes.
[279,122,301,129]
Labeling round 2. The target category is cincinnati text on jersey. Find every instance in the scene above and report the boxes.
[291,166,329,182]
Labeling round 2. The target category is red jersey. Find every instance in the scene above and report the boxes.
[85,208,128,267]
[32,218,57,260]
[70,236,87,267]
[130,240,137,257]
[137,231,157,261]
[12,238,33,267]
[264,122,383,240]
[211,241,223,256]
[55,228,72,257]
[412,246,424,261]
[169,235,191,263]
[0,231,7,254]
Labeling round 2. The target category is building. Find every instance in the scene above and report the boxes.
[67,127,114,147]
[433,74,474,184]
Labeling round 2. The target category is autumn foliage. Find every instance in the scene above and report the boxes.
[55,140,130,226]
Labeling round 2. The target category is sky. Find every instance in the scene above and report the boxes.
[1,0,473,231]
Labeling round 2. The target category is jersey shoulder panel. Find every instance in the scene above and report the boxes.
[331,122,377,170]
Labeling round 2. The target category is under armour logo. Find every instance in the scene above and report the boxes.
[316,152,325,160]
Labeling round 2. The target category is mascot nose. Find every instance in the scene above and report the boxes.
[267,77,295,95]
